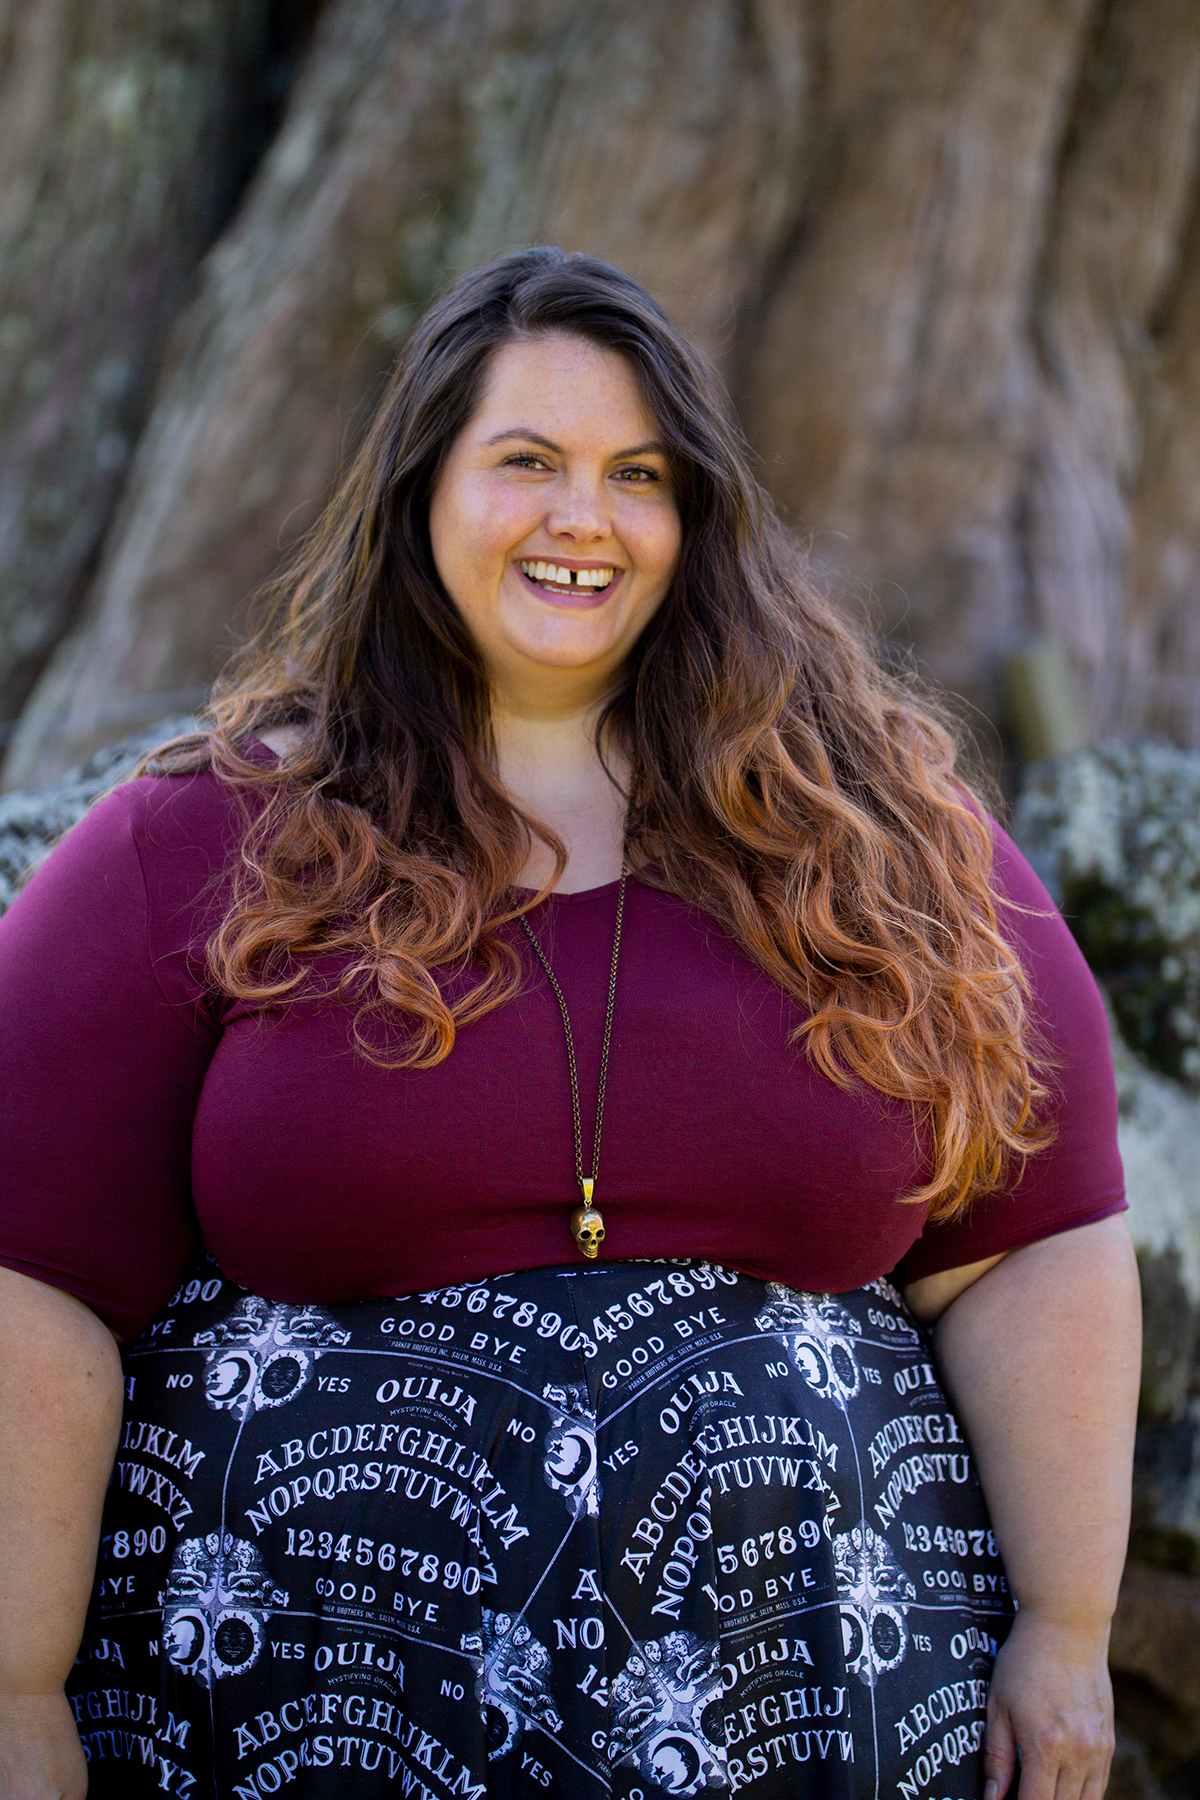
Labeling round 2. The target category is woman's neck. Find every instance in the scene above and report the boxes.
[258,694,631,895]
[490,697,629,893]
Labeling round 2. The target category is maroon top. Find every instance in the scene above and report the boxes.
[0,758,1125,1339]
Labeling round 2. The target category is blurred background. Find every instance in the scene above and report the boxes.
[1,2,1200,1793]
[5,0,1200,791]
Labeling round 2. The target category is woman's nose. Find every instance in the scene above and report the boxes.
[544,477,610,542]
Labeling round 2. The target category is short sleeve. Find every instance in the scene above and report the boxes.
[895,818,1126,1284]
[0,782,220,1337]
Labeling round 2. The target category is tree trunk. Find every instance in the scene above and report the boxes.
[1,0,811,785]
[1028,0,1200,743]
[2,0,1200,788]
[0,0,291,738]
[1127,178,1200,747]
[739,0,1092,724]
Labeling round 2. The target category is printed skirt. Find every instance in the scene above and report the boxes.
[71,1259,1014,1800]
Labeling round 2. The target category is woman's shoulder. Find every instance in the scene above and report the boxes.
[985,813,1082,964]
[921,792,1110,1079]
[945,789,1069,949]
[9,754,256,944]
[87,758,252,871]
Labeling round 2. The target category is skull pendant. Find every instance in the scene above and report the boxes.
[570,1204,605,1259]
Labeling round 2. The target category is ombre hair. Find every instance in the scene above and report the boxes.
[151,247,1050,1219]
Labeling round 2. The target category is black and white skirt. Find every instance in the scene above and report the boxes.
[71,1259,1014,1799]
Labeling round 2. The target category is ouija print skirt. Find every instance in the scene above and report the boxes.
[71,1258,1015,1800]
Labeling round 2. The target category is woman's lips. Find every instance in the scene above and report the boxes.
[513,563,623,609]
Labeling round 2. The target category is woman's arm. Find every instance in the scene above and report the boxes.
[0,1266,124,1799]
[905,1214,1141,1800]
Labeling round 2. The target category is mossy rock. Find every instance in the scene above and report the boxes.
[0,717,198,913]
[1015,739,1200,1087]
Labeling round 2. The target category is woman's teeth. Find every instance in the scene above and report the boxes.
[518,560,615,590]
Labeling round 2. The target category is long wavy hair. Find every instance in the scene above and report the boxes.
[151,247,1050,1220]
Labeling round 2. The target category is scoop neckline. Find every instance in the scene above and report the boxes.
[248,738,627,906]
[512,876,626,905]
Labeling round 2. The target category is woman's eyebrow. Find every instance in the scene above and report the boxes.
[484,428,561,451]
[483,428,668,458]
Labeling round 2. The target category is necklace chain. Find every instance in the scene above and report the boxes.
[517,865,628,1208]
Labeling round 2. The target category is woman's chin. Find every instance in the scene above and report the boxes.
[491,615,633,679]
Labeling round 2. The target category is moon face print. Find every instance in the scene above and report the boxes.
[541,1380,600,1517]
[754,1282,863,1406]
[649,1735,703,1792]
[460,1610,563,1760]
[834,1522,917,1687]
[195,1297,349,1419]
[161,1533,288,1688]
[608,1632,726,1797]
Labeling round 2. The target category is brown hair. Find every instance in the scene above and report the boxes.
[153,247,1049,1219]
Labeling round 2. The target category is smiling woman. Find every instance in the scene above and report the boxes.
[0,249,1139,1800]
[427,332,681,892]
[432,336,679,670]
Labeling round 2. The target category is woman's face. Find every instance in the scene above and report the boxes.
[428,332,682,702]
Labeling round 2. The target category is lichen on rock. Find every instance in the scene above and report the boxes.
[1015,738,1200,1086]
[0,717,199,914]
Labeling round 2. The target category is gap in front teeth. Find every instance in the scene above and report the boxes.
[519,560,614,588]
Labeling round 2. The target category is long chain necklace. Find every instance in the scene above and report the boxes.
[517,866,628,1259]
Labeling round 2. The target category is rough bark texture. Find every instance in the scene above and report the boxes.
[1110,1564,1200,1773]
[1031,0,1200,744]
[1,0,811,780]
[1,0,1200,786]
[0,0,289,735]
[742,0,1091,714]
[1127,184,1200,749]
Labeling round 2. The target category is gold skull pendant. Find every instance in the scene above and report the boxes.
[570,1204,605,1259]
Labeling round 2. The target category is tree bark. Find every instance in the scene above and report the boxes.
[0,0,283,737]
[1027,0,1200,740]
[1126,178,1200,747]
[1,0,812,786]
[740,0,1092,725]
[3,0,1200,787]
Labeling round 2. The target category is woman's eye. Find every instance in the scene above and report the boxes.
[613,465,660,483]
[504,453,550,470]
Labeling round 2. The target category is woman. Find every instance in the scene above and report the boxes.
[0,249,1138,1800]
